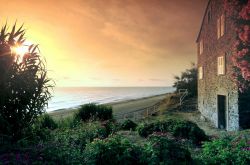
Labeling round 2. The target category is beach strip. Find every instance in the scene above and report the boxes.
[49,93,170,119]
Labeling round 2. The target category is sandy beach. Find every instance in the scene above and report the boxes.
[49,93,170,119]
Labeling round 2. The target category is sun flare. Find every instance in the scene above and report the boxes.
[13,45,28,57]
[11,41,33,62]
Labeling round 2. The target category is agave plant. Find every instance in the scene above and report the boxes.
[0,23,53,142]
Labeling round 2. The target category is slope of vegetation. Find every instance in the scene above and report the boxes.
[1,104,249,164]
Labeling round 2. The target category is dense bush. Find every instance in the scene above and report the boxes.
[137,119,208,144]
[196,133,250,165]
[83,134,192,165]
[0,122,109,164]
[55,122,109,150]
[38,114,58,130]
[83,135,144,165]
[143,134,192,164]
[0,140,83,164]
[57,116,80,129]
[121,119,137,131]
[0,24,53,141]
[74,104,113,122]
[101,119,120,135]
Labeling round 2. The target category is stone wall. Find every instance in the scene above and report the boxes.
[197,0,239,131]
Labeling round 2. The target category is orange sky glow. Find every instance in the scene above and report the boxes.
[0,0,208,87]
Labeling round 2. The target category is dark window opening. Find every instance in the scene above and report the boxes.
[218,95,226,129]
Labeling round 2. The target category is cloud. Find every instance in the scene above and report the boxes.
[0,0,208,87]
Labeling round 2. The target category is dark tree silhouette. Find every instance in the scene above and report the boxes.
[173,63,197,97]
[0,23,53,141]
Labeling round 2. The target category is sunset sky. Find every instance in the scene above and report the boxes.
[0,0,208,87]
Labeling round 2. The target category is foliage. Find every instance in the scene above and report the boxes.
[173,63,197,97]
[224,0,250,92]
[121,119,137,131]
[38,114,58,130]
[0,140,83,164]
[0,23,53,141]
[0,122,109,164]
[101,119,120,135]
[83,135,144,165]
[195,133,250,165]
[83,134,192,165]
[56,116,80,129]
[143,134,192,164]
[137,119,208,145]
[74,103,113,122]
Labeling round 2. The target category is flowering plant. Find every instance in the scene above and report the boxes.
[224,0,250,92]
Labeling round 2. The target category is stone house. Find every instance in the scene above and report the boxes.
[197,0,250,131]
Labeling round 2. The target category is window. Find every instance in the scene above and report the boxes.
[199,40,203,55]
[217,14,225,39]
[217,56,225,75]
[199,66,203,79]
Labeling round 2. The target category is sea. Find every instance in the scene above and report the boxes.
[47,87,175,112]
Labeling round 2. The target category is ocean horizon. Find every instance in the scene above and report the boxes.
[47,87,175,112]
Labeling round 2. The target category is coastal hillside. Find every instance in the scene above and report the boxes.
[1,93,249,164]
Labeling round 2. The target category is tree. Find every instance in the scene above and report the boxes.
[0,23,53,141]
[173,63,197,97]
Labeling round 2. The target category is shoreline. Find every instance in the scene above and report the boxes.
[105,93,171,106]
[49,93,172,119]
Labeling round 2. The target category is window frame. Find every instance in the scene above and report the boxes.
[217,56,225,75]
[199,66,203,80]
[217,13,225,39]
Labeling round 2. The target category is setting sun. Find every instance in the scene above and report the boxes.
[11,41,33,61]
[13,45,28,56]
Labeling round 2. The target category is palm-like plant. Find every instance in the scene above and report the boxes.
[0,23,53,141]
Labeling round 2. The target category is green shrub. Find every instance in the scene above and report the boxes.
[29,125,52,142]
[39,114,58,130]
[137,119,208,144]
[56,122,109,150]
[74,104,113,122]
[20,114,57,142]
[83,135,144,165]
[101,119,119,135]
[137,123,155,137]
[121,119,137,131]
[57,116,80,129]
[143,134,192,164]
[0,122,109,164]
[195,134,250,165]
[0,140,83,164]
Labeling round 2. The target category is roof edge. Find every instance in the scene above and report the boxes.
[196,0,212,43]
